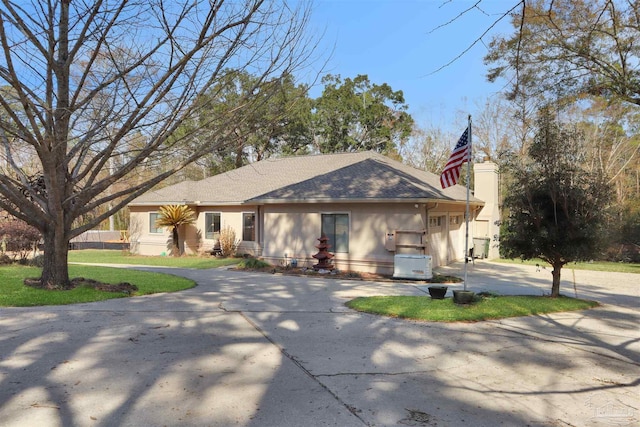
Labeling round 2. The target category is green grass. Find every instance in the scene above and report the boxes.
[346,294,599,322]
[495,258,640,274]
[0,264,195,307]
[1,250,235,307]
[68,249,239,269]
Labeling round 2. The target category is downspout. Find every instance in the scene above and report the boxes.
[257,205,263,257]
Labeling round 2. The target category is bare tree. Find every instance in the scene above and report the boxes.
[0,0,317,288]
[564,100,640,204]
[399,124,456,174]
[472,97,520,161]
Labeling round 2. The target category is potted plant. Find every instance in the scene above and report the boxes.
[453,290,475,304]
[427,285,448,299]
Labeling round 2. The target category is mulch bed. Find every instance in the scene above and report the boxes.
[235,266,461,283]
[234,266,386,280]
[24,277,138,294]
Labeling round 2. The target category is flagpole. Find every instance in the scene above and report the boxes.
[463,114,472,291]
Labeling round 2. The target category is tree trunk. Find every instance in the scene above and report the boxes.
[40,226,71,289]
[235,140,244,168]
[33,0,72,290]
[172,227,180,256]
[550,263,562,297]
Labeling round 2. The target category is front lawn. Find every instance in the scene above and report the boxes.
[68,249,239,269]
[0,265,195,307]
[346,294,599,322]
[1,250,231,307]
[495,258,640,274]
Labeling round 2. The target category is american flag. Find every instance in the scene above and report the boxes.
[440,127,471,189]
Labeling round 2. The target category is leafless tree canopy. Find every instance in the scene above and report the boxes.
[0,0,316,286]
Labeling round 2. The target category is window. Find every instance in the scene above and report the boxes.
[242,212,255,241]
[321,213,349,253]
[429,216,444,228]
[205,213,221,239]
[149,212,162,234]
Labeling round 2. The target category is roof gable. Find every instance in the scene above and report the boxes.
[130,151,479,206]
[249,157,467,202]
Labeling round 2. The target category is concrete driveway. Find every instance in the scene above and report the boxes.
[0,261,638,426]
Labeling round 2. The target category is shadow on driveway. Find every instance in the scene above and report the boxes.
[0,263,637,426]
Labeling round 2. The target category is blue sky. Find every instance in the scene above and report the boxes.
[305,0,518,132]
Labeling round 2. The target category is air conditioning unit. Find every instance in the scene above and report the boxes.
[393,254,433,280]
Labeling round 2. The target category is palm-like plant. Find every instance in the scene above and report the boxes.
[155,205,196,256]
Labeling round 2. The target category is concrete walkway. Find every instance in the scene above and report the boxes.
[0,261,638,426]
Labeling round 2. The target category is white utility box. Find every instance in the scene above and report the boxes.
[393,254,433,280]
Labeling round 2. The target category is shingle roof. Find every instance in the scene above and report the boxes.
[129,151,482,206]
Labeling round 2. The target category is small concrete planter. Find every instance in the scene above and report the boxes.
[453,290,475,304]
[427,285,448,299]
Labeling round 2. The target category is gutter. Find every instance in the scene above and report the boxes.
[245,198,484,206]
[129,197,485,208]
[128,200,247,207]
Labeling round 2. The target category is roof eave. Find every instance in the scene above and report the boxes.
[246,197,485,206]
[129,200,246,207]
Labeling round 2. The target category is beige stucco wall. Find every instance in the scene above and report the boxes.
[473,161,501,258]
[129,206,164,255]
[259,202,473,275]
[192,206,259,255]
[261,202,428,274]
[129,205,259,256]
[129,200,483,274]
